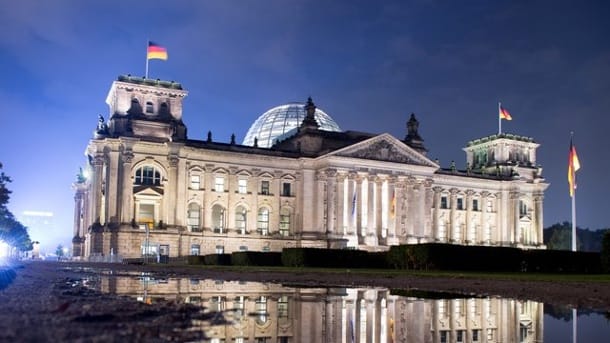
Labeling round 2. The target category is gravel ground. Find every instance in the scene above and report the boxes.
[1,261,609,342]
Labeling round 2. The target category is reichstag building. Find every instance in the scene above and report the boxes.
[72,75,548,259]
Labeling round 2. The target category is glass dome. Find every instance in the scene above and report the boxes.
[243,102,342,148]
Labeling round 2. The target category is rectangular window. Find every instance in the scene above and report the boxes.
[190,244,200,256]
[440,196,448,209]
[487,329,495,340]
[215,176,225,192]
[261,180,270,195]
[279,214,290,237]
[457,197,464,210]
[138,203,154,224]
[238,179,247,194]
[472,199,479,211]
[472,329,480,342]
[282,182,291,196]
[440,331,448,343]
[190,175,200,190]
[215,245,224,254]
[278,295,289,318]
[519,200,527,216]
[187,296,201,304]
[456,330,464,343]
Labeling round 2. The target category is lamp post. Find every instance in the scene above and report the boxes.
[144,222,151,264]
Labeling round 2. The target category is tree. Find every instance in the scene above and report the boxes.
[55,244,65,257]
[0,162,11,211]
[0,162,32,252]
[601,231,610,273]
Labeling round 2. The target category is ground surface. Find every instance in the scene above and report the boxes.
[1,261,609,342]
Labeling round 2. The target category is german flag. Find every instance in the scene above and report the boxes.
[568,138,580,197]
[499,104,512,120]
[147,41,168,60]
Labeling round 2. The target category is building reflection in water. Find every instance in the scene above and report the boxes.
[97,275,543,342]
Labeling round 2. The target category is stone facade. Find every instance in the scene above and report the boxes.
[72,75,548,260]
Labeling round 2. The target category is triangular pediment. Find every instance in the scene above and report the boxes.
[133,185,164,196]
[329,133,438,167]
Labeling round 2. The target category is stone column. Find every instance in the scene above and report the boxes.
[336,173,345,235]
[386,179,400,246]
[404,178,415,241]
[105,150,119,224]
[375,177,383,238]
[89,154,105,225]
[365,174,377,246]
[367,175,375,235]
[480,191,489,244]
[355,175,363,244]
[432,187,443,241]
[422,179,434,241]
[347,173,356,235]
[166,155,179,225]
[326,169,337,234]
[510,191,521,245]
[533,192,544,246]
[120,152,134,223]
[496,191,505,244]
[449,188,458,243]
[465,190,474,243]
[315,171,327,234]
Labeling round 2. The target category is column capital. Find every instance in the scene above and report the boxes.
[433,186,444,193]
[167,155,179,168]
[325,168,338,178]
[92,154,105,166]
[122,152,134,164]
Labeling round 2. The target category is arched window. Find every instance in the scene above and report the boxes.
[187,203,201,232]
[255,296,268,325]
[257,208,269,235]
[134,166,162,186]
[212,204,225,233]
[279,208,290,237]
[145,101,154,114]
[519,200,528,217]
[235,206,247,234]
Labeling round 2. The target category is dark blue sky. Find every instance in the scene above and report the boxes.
[1,0,608,250]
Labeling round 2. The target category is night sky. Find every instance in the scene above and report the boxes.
[1,0,608,252]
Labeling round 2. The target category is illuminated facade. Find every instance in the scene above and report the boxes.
[72,75,548,259]
[97,276,544,342]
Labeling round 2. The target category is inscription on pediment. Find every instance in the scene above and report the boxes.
[339,140,424,165]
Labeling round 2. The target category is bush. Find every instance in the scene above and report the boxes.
[202,253,232,265]
[187,255,206,265]
[281,248,389,268]
[524,249,601,273]
[231,252,282,266]
[388,244,522,272]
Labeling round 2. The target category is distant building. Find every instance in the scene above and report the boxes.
[20,211,54,253]
[72,75,548,260]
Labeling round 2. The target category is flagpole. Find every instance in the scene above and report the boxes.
[571,132,577,252]
[572,188,577,251]
[145,40,149,79]
[573,308,577,343]
[498,102,502,134]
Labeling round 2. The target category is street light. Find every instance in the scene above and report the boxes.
[144,222,151,264]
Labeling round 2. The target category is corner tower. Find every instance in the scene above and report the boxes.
[463,133,543,181]
[104,75,189,141]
